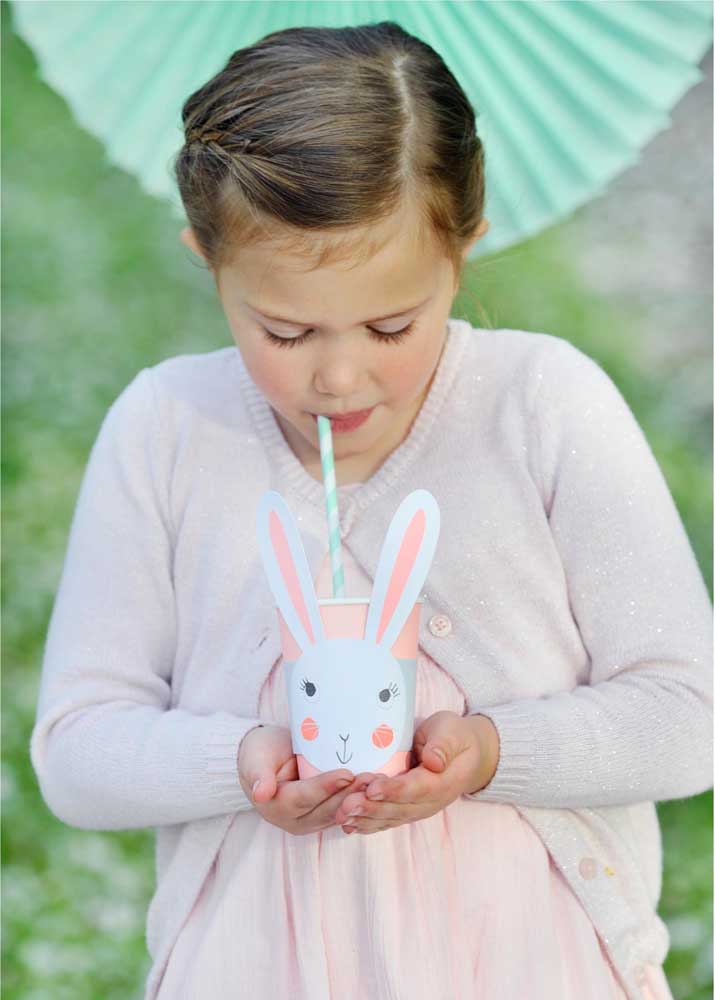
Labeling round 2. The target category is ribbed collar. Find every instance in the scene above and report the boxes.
[232,317,471,514]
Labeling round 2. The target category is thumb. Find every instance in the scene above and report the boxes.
[413,711,463,773]
[250,773,277,803]
[421,745,448,773]
[238,725,283,803]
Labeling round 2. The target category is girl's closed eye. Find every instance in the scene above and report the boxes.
[262,320,417,350]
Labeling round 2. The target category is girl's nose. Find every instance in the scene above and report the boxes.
[313,353,367,398]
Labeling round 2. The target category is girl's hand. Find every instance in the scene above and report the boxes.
[333,711,500,834]
[237,723,375,836]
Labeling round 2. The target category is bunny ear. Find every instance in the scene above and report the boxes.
[364,490,440,652]
[256,490,324,653]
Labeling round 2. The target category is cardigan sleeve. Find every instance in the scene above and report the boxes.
[465,337,713,809]
[30,368,262,830]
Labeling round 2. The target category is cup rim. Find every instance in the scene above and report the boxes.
[316,597,425,606]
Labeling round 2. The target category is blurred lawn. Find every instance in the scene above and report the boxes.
[2,4,712,999]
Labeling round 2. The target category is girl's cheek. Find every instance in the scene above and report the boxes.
[245,345,301,403]
[226,322,296,400]
[382,340,438,398]
[376,362,410,402]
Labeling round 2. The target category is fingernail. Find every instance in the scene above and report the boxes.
[343,825,356,834]
[347,806,362,817]
[367,787,384,800]
[252,779,261,795]
[431,747,447,765]
[336,778,352,788]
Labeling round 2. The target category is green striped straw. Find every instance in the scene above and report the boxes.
[316,415,345,598]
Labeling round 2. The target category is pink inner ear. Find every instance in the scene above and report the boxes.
[376,510,425,645]
[269,510,314,645]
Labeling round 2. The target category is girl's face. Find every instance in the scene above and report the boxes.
[182,211,487,483]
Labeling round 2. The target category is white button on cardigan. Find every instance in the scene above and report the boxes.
[428,614,452,637]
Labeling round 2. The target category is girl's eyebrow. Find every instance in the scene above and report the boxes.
[246,294,432,326]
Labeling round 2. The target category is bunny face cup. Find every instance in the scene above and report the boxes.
[256,489,441,777]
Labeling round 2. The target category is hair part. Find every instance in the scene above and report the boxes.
[173,21,487,295]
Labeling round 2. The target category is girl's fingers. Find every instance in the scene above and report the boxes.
[350,772,379,791]
[365,765,434,804]
[340,778,410,818]
[342,805,414,834]
[336,794,417,828]
[337,775,465,833]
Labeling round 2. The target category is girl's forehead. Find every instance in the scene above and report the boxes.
[225,198,436,274]
[221,235,446,324]
[221,216,444,297]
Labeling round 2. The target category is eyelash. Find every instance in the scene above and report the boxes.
[262,320,416,350]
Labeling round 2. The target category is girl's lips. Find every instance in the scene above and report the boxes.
[310,408,374,432]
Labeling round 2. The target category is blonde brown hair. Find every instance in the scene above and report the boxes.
[173,21,487,295]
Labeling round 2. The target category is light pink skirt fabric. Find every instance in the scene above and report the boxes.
[156,552,673,999]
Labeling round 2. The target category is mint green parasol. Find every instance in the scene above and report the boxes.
[10,0,713,258]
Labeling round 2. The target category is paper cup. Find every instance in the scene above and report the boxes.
[276,598,422,779]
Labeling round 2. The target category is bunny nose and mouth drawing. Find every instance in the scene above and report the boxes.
[300,716,395,762]
[337,734,352,765]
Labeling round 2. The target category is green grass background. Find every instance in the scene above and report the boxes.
[2,4,712,998]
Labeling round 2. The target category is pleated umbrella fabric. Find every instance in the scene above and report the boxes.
[10,0,712,256]
[12,0,712,256]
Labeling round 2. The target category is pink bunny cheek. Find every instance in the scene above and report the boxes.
[372,724,394,749]
[301,717,319,741]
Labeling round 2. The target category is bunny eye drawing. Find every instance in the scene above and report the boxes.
[377,682,400,709]
[300,677,320,702]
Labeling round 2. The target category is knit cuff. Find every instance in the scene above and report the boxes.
[205,715,265,813]
[462,704,535,804]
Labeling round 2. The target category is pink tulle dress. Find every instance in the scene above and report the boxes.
[157,541,673,1000]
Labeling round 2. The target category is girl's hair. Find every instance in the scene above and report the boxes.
[173,21,487,304]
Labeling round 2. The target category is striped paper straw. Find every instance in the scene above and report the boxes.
[316,415,345,598]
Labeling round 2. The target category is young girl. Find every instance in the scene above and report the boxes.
[31,22,712,1000]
